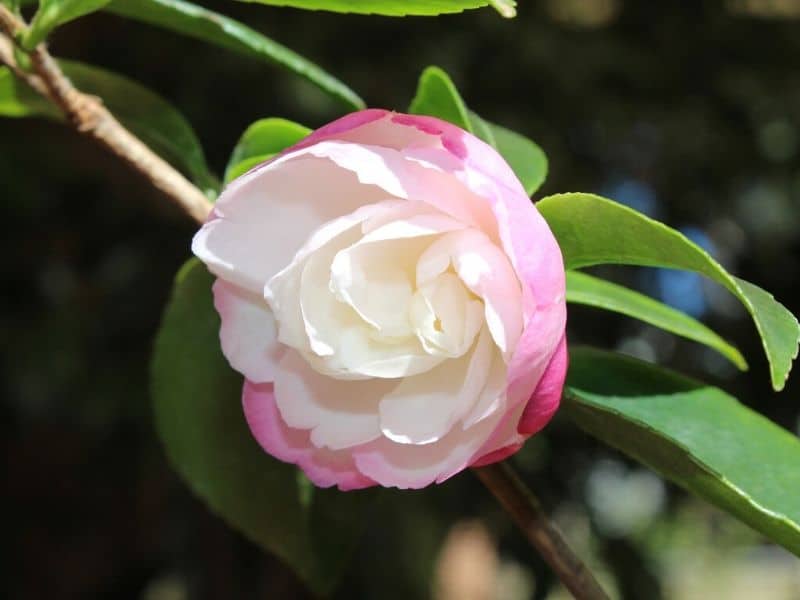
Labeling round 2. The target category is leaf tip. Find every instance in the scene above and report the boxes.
[489,0,517,17]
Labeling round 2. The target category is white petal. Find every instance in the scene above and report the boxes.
[329,213,463,339]
[264,201,404,356]
[266,203,446,379]
[213,279,283,383]
[409,272,483,357]
[273,350,391,450]
[417,229,523,356]
[193,157,391,293]
[378,327,494,445]
[462,349,507,427]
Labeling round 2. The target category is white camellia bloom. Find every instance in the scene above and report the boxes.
[193,110,567,490]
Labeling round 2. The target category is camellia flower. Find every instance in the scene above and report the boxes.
[192,110,567,490]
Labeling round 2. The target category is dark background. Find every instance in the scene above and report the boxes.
[3,1,799,598]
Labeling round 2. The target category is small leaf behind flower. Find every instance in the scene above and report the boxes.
[410,65,548,196]
[564,347,800,556]
[151,259,376,595]
[224,117,310,184]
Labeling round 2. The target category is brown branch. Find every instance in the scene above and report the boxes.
[0,5,213,224]
[473,462,610,600]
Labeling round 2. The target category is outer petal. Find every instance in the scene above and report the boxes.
[282,111,498,233]
[193,156,391,293]
[272,350,391,450]
[242,380,376,490]
[517,333,568,435]
[213,279,283,383]
[469,333,569,467]
[353,407,504,490]
[397,114,566,408]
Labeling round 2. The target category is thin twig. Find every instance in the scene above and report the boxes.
[473,462,610,600]
[0,5,213,224]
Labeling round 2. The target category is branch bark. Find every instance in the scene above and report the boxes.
[473,462,610,600]
[0,5,213,224]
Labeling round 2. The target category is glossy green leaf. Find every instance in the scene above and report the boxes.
[409,66,472,132]
[0,61,218,194]
[410,66,548,195]
[104,0,364,110]
[232,0,496,16]
[538,193,799,390]
[152,259,375,595]
[564,347,800,555]
[25,0,111,48]
[488,119,547,196]
[224,117,310,183]
[566,270,747,370]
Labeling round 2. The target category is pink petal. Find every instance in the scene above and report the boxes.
[353,408,503,489]
[242,380,376,490]
[468,333,568,467]
[517,333,568,435]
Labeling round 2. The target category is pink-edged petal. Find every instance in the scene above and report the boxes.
[272,350,391,450]
[388,116,566,415]
[193,157,390,293]
[353,407,503,490]
[469,333,568,468]
[284,111,498,233]
[378,326,494,445]
[469,442,524,468]
[517,333,568,435]
[213,279,283,383]
[242,380,375,490]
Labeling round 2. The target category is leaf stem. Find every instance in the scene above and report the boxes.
[473,461,610,600]
[0,5,213,224]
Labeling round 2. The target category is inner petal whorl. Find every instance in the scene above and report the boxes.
[410,272,483,358]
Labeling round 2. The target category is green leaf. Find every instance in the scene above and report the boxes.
[104,0,365,111]
[410,66,548,195]
[566,271,747,370]
[231,0,494,16]
[2,0,21,13]
[564,347,800,556]
[25,0,112,48]
[0,61,218,194]
[409,66,472,132]
[152,259,375,595]
[224,117,310,184]
[538,193,799,390]
[488,119,547,197]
